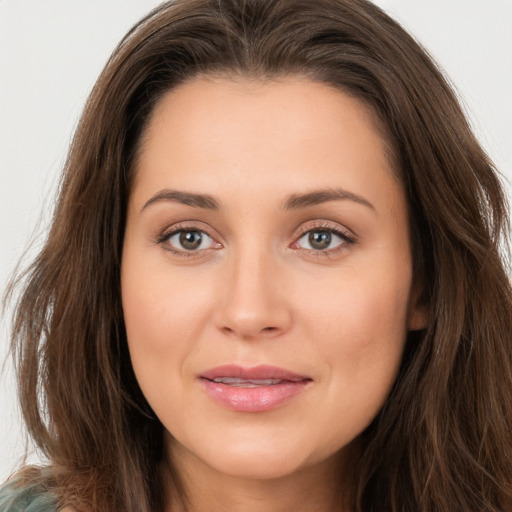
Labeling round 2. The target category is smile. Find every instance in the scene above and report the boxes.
[210,377,288,387]
[199,365,312,412]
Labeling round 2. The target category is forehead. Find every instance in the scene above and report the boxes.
[132,76,401,210]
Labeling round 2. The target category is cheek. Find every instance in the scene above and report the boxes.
[301,263,411,395]
[317,268,410,354]
[121,255,216,383]
[292,269,411,453]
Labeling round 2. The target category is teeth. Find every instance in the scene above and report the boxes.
[212,377,283,387]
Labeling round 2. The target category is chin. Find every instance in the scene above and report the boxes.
[205,448,311,481]
[168,426,346,482]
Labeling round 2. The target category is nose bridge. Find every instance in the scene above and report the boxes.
[214,240,291,338]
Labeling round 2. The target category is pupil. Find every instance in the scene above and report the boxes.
[309,231,331,250]
[180,231,202,250]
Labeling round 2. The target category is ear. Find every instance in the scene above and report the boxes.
[407,280,429,331]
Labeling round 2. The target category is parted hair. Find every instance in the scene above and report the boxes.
[6,0,512,510]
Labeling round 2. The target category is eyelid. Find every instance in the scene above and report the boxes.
[156,221,222,255]
[291,220,356,252]
[154,219,355,256]
[294,220,356,241]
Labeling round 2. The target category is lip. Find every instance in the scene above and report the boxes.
[199,365,312,412]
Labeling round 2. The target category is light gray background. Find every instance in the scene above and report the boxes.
[1,0,511,482]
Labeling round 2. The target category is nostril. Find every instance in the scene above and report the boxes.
[220,324,281,339]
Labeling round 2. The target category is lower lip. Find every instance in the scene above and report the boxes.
[200,379,310,412]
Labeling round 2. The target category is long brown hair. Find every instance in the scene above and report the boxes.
[6,0,512,510]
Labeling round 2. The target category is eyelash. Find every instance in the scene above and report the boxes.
[156,221,356,257]
[293,221,356,255]
[156,222,217,258]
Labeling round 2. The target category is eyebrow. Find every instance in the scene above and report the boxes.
[140,187,375,213]
[141,189,219,211]
[282,189,375,211]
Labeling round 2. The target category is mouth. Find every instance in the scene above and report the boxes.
[199,365,312,412]
[207,377,293,387]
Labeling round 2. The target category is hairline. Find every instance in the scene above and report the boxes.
[129,71,401,193]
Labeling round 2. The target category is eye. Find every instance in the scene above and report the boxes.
[297,230,343,251]
[161,229,219,253]
[293,225,355,253]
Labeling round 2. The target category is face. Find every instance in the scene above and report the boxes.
[121,77,425,483]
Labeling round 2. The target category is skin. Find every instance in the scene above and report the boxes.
[121,77,426,512]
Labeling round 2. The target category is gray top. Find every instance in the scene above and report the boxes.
[0,479,57,512]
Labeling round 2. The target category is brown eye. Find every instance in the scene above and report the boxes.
[296,229,349,252]
[308,231,332,250]
[179,231,203,250]
[164,230,216,252]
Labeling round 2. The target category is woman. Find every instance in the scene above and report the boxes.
[2,0,511,510]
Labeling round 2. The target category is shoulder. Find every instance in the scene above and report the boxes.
[0,478,58,512]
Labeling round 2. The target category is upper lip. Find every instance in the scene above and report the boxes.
[200,364,311,382]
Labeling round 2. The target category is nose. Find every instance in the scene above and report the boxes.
[213,249,293,340]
